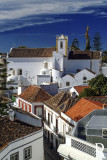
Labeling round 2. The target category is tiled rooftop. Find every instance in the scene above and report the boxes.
[18,85,52,103]
[0,116,41,151]
[9,48,56,57]
[68,50,100,59]
[65,98,103,122]
[74,86,89,94]
[0,96,12,103]
[44,91,73,113]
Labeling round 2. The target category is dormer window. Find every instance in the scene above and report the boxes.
[60,41,63,49]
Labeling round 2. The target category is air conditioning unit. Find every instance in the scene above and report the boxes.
[102,128,107,138]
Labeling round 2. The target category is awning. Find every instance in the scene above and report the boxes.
[57,144,98,160]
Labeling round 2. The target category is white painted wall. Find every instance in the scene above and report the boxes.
[7,57,52,85]
[64,59,100,74]
[37,75,51,85]
[74,69,96,85]
[59,74,77,88]
[44,105,73,149]
[102,67,107,77]
[0,129,44,160]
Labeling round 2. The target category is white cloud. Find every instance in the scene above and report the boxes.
[0,0,106,32]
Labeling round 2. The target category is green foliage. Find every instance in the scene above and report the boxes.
[71,38,80,51]
[79,88,96,98]
[103,51,107,56]
[93,32,102,51]
[88,74,107,96]
[102,56,107,63]
[79,74,107,97]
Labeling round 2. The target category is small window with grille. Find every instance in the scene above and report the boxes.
[10,152,19,160]
[66,82,70,86]
[24,146,32,160]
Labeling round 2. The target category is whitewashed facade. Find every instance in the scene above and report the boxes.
[0,129,44,160]
[7,34,101,93]
[44,104,74,150]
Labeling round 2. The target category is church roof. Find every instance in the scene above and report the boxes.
[9,48,56,58]
[18,85,52,103]
[68,51,100,59]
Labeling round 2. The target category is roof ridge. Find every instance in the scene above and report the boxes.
[86,99,103,108]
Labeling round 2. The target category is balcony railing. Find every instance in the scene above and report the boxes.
[70,135,96,157]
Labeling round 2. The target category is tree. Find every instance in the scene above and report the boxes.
[71,38,80,51]
[79,88,96,98]
[93,32,102,51]
[79,74,107,97]
[88,74,107,96]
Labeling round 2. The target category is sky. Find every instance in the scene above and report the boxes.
[0,0,107,53]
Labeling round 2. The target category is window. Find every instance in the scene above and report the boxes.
[24,103,26,110]
[27,105,29,112]
[17,69,22,75]
[66,82,70,86]
[51,133,53,141]
[51,114,53,123]
[60,41,63,49]
[83,76,87,80]
[10,152,19,160]
[24,146,32,160]
[20,101,22,108]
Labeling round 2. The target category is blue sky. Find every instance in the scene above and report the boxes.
[0,0,107,53]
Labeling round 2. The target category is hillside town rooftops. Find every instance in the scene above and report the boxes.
[74,86,90,94]
[44,91,74,113]
[0,116,41,151]
[68,50,100,59]
[18,85,52,103]
[9,48,56,57]
[85,96,107,104]
[65,98,103,122]
[0,96,13,103]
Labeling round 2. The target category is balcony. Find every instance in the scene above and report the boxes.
[58,135,102,160]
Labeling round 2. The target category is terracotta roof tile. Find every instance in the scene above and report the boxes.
[9,48,56,57]
[74,86,90,94]
[44,91,74,113]
[0,116,41,151]
[18,85,52,103]
[65,98,103,122]
[68,51,100,59]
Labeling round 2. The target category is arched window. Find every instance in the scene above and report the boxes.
[60,41,63,49]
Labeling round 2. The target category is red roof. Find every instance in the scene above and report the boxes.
[18,85,52,103]
[65,98,103,122]
[74,86,89,94]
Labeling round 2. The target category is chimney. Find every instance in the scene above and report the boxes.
[9,109,15,121]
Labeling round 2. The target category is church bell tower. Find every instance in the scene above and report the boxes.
[56,34,68,56]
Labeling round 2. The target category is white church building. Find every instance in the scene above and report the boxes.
[7,34,101,91]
